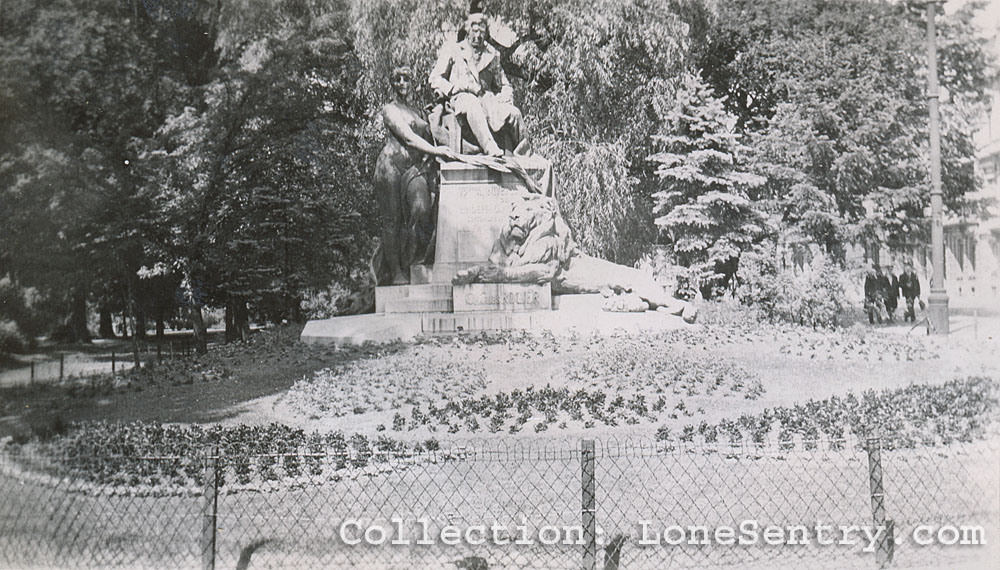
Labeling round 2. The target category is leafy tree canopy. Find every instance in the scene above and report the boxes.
[693,0,994,255]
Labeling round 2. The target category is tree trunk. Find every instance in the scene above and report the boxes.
[130,314,141,368]
[124,284,140,367]
[190,304,209,355]
[99,307,116,339]
[155,305,165,340]
[225,295,252,342]
[234,297,250,342]
[70,289,90,342]
[136,309,147,339]
[117,313,128,337]
[225,296,237,343]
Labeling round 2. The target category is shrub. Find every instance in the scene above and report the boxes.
[732,250,782,318]
[0,320,26,354]
[790,254,849,328]
[737,246,849,328]
[202,307,224,329]
[0,275,44,352]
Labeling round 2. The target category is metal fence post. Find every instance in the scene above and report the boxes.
[581,439,597,570]
[201,445,220,570]
[29,361,34,384]
[59,354,64,381]
[865,430,894,568]
[111,352,116,375]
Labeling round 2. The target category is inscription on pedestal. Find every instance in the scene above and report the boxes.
[458,185,512,224]
[432,160,552,284]
[436,184,524,266]
[453,283,552,313]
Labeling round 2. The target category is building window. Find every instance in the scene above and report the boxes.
[966,235,976,272]
[946,232,963,272]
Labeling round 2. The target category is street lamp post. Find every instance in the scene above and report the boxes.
[925,0,949,334]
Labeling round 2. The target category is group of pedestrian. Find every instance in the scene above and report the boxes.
[864,263,922,324]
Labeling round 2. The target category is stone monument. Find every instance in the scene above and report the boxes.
[301,10,692,346]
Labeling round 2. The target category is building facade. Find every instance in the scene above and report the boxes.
[941,5,1000,310]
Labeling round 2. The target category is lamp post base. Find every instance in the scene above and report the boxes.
[926,291,949,335]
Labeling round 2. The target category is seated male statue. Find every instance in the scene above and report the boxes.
[429,12,525,156]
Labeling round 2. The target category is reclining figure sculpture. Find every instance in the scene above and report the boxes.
[454,194,690,315]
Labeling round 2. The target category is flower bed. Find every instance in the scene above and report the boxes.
[664,376,999,448]
[7,377,994,493]
[4,422,438,492]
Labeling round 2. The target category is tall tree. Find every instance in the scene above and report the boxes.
[0,0,177,342]
[693,0,995,256]
[650,73,769,297]
[136,0,370,349]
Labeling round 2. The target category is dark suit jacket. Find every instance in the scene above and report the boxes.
[898,271,920,298]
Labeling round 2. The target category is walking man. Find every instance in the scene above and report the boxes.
[864,265,882,324]
[898,263,921,323]
[884,268,899,322]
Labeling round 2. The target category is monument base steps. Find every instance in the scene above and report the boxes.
[374,283,454,313]
[384,297,454,313]
[302,294,688,346]
[421,311,540,334]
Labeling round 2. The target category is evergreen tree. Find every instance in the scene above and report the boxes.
[650,73,769,297]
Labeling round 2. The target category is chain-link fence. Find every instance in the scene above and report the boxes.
[1,435,997,569]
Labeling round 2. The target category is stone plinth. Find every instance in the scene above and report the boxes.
[300,298,688,346]
[453,283,552,313]
[375,283,453,313]
[300,313,423,347]
[433,157,551,283]
[438,156,552,189]
[422,312,542,333]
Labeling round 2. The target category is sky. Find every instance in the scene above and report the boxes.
[955,0,999,48]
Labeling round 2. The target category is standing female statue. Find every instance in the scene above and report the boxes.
[373,67,459,285]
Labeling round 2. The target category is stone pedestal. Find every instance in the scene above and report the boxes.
[303,158,598,345]
[453,283,552,312]
[375,283,454,314]
[433,157,551,283]
[371,160,555,319]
